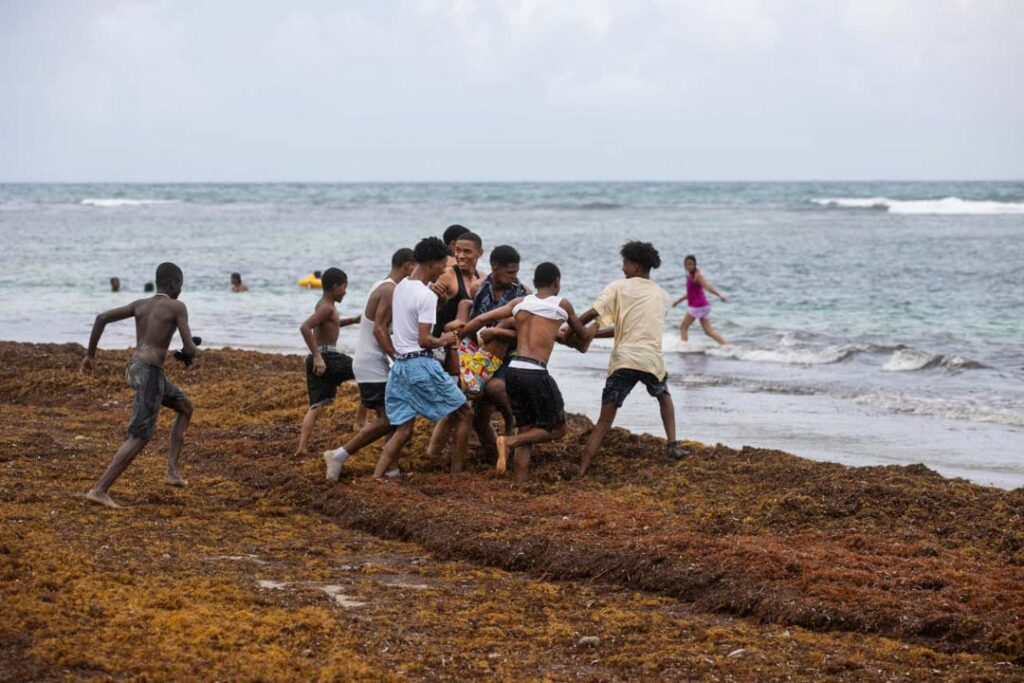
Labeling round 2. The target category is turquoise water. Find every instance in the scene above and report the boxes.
[1,182,1022,486]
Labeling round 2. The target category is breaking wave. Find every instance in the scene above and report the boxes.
[810,196,1024,215]
[883,349,986,372]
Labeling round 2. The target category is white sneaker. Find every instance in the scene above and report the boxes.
[323,450,349,481]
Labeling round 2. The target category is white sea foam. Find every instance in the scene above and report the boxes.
[883,349,985,372]
[705,343,868,365]
[81,198,179,207]
[811,196,1024,215]
[854,392,1024,427]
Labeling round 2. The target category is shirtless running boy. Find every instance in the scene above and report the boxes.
[323,249,414,480]
[296,267,360,457]
[79,262,199,509]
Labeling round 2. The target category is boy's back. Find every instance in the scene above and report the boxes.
[132,296,187,365]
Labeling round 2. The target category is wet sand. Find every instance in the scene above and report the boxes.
[1,342,1021,680]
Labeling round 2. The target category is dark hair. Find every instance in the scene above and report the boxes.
[313,270,322,279]
[391,248,414,268]
[620,241,661,272]
[684,254,697,266]
[155,262,183,290]
[489,245,521,268]
[321,267,348,290]
[144,282,154,292]
[443,224,470,245]
[413,236,451,264]
[456,231,483,249]
[533,262,561,289]
[231,272,242,282]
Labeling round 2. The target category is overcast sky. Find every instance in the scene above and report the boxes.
[2,0,1022,182]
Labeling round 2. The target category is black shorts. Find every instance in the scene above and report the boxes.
[507,367,565,431]
[305,352,355,407]
[358,382,387,410]
[126,360,188,440]
[601,368,669,408]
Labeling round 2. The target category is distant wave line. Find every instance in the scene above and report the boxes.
[810,196,1024,215]
[81,198,180,207]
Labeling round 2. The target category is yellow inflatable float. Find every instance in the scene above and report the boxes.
[298,274,322,288]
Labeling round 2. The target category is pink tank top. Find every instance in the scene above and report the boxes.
[686,270,709,307]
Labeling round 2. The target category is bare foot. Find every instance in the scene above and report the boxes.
[85,489,121,509]
[578,324,600,354]
[293,448,313,458]
[165,474,188,487]
[496,436,507,474]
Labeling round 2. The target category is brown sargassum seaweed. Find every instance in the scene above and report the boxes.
[1,342,1021,681]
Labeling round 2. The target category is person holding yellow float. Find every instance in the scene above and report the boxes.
[298,270,323,288]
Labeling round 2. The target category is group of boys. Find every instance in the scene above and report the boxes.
[79,226,685,508]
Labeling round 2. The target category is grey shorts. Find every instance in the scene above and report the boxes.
[126,360,187,440]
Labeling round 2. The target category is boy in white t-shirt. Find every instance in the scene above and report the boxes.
[578,241,686,476]
[372,237,472,479]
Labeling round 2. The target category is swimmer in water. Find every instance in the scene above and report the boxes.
[673,254,728,345]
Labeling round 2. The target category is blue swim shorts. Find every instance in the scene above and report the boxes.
[385,355,466,425]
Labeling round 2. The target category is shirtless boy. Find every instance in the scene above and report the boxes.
[323,249,414,480]
[578,242,686,476]
[296,268,360,457]
[79,262,199,509]
[373,237,472,479]
[481,262,586,481]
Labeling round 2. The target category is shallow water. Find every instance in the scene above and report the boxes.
[1,181,1021,487]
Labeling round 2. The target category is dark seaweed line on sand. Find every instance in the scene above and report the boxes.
[217,460,1018,661]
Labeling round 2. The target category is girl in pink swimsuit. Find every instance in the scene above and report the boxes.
[672,255,728,344]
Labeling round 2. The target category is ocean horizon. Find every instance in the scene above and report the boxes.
[2,180,1022,488]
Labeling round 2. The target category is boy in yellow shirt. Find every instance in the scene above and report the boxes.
[578,241,686,476]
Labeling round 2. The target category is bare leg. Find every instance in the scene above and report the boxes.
[657,390,676,443]
[355,404,368,427]
[374,421,414,479]
[473,398,498,456]
[449,404,473,474]
[579,403,618,477]
[700,317,727,345]
[341,407,391,456]
[679,313,695,342]
[504,424,566,450]
[87,435,150,508]
[485,378,514,436]
[164,396,193,486]
[513,446,532,483]
[427,413,455,462]
[295,404,323,457]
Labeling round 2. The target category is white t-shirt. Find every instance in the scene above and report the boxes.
[390,278,438,355]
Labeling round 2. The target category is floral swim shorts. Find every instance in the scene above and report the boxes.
[458,339,503,398]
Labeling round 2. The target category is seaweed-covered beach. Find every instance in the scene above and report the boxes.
[2,342,1022,681]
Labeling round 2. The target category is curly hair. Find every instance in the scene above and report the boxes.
[413,236,451,264]
[620,241,662,271]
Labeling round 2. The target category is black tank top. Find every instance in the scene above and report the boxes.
[433,266,472,337]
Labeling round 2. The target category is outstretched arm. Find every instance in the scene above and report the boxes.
[175,303,199,359]
[672,294,687,307]
[80,302,137,373]
[560,299,587,341]
[697,273,727,302]
[578,307,599,326]
[459,297,524,339]
[340,314,361,327]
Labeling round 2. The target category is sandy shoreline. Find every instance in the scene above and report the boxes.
[1,341,1022,680]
